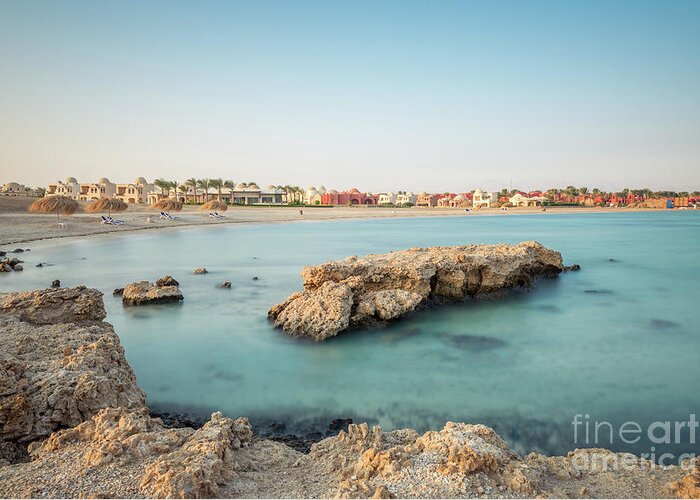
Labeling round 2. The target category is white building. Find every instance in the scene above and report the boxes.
[472,189,498,208]
[378,192,397,205]
[509,193,546,207]
[1,182,40,197]
[46,177,155,204]
[395,192,417,206]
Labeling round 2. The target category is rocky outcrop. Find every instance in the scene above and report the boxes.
[269,241,564,340]
[0,407,253,498]
[0,286,105,325]
[122,280,183,306]
[308,422,685,499]
[670,462,700,498]
[140,412,253,498]
[0,287,145,446]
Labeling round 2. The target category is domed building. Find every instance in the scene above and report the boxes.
[0,182,39,197]
[319,187,379,206]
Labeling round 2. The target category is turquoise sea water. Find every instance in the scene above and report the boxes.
[2,212,699,457]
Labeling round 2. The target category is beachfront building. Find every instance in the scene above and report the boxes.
[472,189,498,208]
[46,177,154,204]
[416,192,439,207]
[395,192,417,206]
[303,185,327,205]
[450,194,472,208]
[378,192,397,205]
[437,195,454,207]
[1,182,40,197]
[320,188,378,205]
[226,183,285,205]
[509,192,546,207]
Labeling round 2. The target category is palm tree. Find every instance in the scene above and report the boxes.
[168,181,178,197]
[209,178,223,200]
[185,178,198,204]
[197,179,211,203]
[224,180,236,203]
[154,178,170,198]
[579,187,589,195]
[177,184,188,202]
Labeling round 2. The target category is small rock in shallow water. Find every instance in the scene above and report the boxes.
[563,264,581,271]
[13,264,23,271]
[113,288,124,296]
[0,263,11,272]
[36,263,43,268]
[122,280,183,305]
[51,280,61,288]
[0,251,5,256]
[584,289,613,294]
[252,276,259,281]
[193,267,208,274]
[217,281,231,288]
[11,248,24,253]
[155,275,179,287]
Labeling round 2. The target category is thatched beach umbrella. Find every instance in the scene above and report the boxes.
[200,200,228,212]
[150,199,183,212]
[29,195,79,222]
[86,197,128,217]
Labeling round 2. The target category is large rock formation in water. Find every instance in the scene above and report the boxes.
[269,241,564,340]
[0,285,691,498]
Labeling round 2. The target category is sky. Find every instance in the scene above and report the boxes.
[0,0,698,193]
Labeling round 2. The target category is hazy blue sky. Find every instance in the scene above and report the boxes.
[1,0,698,192]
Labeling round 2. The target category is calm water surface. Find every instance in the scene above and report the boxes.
[2,212,699,456]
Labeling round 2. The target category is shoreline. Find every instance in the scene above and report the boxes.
[0,202,683,247]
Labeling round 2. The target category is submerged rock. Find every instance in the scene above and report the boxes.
[51,279,61,288]
[563,264,581,272]
[193,267,208,274]
[122,281,183,306]
[269,241,564,340]
[217,281,232,289]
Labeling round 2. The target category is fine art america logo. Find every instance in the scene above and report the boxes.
[571,414,698,469]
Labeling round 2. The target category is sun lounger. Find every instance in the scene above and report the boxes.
[100,216,119,225]
[160,212,178,221]
[214,212,226,219]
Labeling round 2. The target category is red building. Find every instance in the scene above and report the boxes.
[321,188,378,205]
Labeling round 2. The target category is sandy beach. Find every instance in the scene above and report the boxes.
[0,196,677,247]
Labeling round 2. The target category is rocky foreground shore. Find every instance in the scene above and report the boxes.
[269,242,565,340]
[1,286,698,498]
